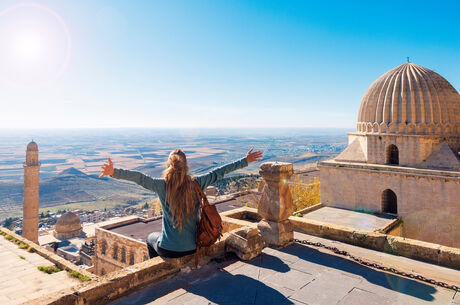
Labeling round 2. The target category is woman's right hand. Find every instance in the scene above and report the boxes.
[99,158,114,178]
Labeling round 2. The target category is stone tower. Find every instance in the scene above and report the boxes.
[23,141,40,243]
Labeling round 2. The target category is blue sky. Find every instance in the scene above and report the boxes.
[0,0,459,129]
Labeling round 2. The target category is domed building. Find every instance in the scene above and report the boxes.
[319,62,460,247]
[54,211,84,239]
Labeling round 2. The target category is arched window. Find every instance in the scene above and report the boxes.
[381,189,397,214]
[121,247,126,263]
[101,268,106,276]
[143,255,148,261]
[129,252,135,265]
[101,241,107,255]
[386,145,399,165]
[113,245,118,260]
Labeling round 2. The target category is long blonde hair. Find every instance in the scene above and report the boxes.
[163,149,196,231]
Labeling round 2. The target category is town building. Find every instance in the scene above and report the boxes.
[53,211,84,239]
[319,62,460,248]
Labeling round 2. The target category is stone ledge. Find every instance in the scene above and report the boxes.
[290,216,460,270]
[318,160,460,179]
[24,224,255,305]
[294,203,323,215]
[348,132,460,139]
[0,227,96,280]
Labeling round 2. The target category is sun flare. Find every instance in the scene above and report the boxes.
[0,3,71,85]
[13,31,45,61]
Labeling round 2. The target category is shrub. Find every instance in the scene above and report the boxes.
[27,246,36,253]
[19,243,28,249]
[5,234,14,241]
[290,176,321,211]
[38,265,61,274]
[69,270,91,281]
[19,255,25,260]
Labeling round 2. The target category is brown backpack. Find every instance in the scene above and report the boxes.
[193,180,223,266]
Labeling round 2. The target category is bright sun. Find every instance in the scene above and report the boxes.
[0,3,71,85]
[13,31,45,61]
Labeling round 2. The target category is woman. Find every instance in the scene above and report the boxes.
[99,148,263,259]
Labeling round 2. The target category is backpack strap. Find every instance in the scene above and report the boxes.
[193,180,209,208]
[193,180,205,267]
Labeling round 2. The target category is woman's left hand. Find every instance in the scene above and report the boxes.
[246,148,263,163]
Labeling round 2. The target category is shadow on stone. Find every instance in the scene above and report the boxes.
[109,261,294,305]
[278,243,438,302]
[245,252,291,273]
[186,271,294,305]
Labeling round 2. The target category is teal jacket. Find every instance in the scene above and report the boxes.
[112,157,248,251]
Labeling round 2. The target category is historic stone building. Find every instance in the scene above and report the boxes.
[23,141,40,243]
[319,62,460,248]
[53,211,84,239]
[94,217,151,276]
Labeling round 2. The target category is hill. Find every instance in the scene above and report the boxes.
[0,168,155,219]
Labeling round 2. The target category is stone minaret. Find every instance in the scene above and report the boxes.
[23,141,40,243]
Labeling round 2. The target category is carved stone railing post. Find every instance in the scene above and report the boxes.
[257,162,294,247]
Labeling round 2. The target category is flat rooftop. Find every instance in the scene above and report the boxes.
[0,234,80,305]
[302,206,397,232]
[110,232,459,305]
[108,193,258,241]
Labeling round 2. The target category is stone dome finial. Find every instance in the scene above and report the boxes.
[357,63,460,135]
[27,141,38,151]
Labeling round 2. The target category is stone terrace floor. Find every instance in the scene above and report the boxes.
[110,232,460,305]
[0,236,80,305]
[302,206,397,232]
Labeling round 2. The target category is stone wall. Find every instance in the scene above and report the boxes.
[347,133,460,167]
[290,215,460,270]
[94,227,149,276]
[319,162,460,248]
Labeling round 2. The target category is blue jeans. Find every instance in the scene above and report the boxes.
[146,232,196,259]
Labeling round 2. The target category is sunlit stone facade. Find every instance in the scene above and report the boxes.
[319,63,460,248]
[94,218,150,276]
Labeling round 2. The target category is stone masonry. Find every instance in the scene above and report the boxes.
[23,141,40,244]
[257,162,295,247]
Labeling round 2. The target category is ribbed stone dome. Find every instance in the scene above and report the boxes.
[357,63,460,135]
[54,212,83,239]
[26,141,38,151]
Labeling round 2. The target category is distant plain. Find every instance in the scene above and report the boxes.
[0,128,348,219]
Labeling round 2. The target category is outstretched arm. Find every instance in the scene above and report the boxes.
[99,158,163,193]
[195,148,263,190]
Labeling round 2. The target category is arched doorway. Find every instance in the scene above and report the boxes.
[386,144,399,165]
[381,189,397,214]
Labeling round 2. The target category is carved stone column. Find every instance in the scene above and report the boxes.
[257,162,294,247]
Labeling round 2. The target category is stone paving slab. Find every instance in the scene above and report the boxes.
[452,291,460,305]
[302,206,397,231]
[337,287,393,305]
[0,236,80,305]
[294,232,460,286]
[110,236,457,305]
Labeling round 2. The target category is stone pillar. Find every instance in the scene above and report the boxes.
[257,162,294,247]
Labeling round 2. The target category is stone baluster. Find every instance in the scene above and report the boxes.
[257,162,294,247]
